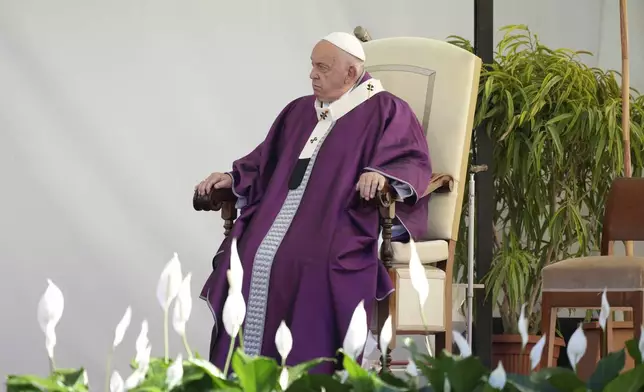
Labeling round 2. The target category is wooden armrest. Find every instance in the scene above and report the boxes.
[423,173,454,197]
[362,172,455,206]
[193,188,238,212]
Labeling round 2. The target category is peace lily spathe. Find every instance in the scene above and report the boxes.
[113,306,132,348]
[599,288,610,331]
[166,353,184,390]
[379,315,393,366]
[530,335,546,370]
[408,239,429,308]
[156,252,183,311]
[362,331,378,369]
[279,368,289,390]
[343,300,368,359]
[37,279,65,362]
[518,303,528,350]
[228,238,244,294]
[488,361,507,390]
[222,281,246,338]
[109,371,124,392]
[172,273,193,336]
[135,320,151,365]
[452,330,471,358]
[567,325,588,372]
[275,320,293,365]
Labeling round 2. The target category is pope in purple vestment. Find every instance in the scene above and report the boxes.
[196,32,431,374]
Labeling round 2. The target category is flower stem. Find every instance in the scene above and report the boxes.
[223,334,236,376]
[104,348,113,392]
[419,303,433,357]
[164,308,169,363]
[48,356,56,374]
[182,333,193,358]
[238,328,244,351]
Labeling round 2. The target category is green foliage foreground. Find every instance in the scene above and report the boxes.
[8,338,644,392]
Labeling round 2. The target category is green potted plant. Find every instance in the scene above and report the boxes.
[448,25,644,375]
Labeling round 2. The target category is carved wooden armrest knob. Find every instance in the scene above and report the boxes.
[423,173,454,197]
[193,188,237,212]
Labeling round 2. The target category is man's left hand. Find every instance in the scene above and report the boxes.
[356,172,387,201]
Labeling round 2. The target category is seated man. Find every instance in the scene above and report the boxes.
[196,32,432,373]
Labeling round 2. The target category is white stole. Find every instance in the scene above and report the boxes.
[298,78,385,160]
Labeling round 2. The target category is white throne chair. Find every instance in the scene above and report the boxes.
[362,37,482,363]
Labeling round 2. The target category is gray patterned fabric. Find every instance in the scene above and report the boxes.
[242,125,335,356]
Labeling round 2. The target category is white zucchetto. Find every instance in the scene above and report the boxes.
[322,32,366,62]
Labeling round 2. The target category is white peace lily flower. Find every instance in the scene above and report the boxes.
[638,326,644,360]
[172,273,193,335]
[109,371,124,392]
[599,288,610,331]
[279,367,289,390]
[405,359,418,376]
[379,315,393,365]
[275,321,293,364]
[228,238,244,294]
[135,320,150,357]
[408,240,429,307]
[124,364,148,391]
[362,331,378,369]
[343,300,368,359]
[81,370,89,386]
[156,252,183,311]
[222,290,246,338]
[518,303,528,350]
[567,325,587,371]
[488,361,507,390]
[166,354,184,390]
[452,330,471,358]
[113,306,132,348]
[37,279,65,360]
[403,337,414,347]
[530,335,546,370]
[444,376,451,392]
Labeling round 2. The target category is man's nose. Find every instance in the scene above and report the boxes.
[309,69,318,80]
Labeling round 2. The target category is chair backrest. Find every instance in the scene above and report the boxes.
[601,177,644,254]
[363,37,482,241]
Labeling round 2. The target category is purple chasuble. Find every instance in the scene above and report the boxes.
[200,73,432,373]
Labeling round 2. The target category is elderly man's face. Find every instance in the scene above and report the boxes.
[309,40,356,102]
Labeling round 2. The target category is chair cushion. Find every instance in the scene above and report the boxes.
[390,240,449,265]
[542,256,644,292]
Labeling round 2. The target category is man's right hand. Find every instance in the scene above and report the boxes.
[196,172,233,195]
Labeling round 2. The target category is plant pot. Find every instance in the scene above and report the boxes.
[576,321,635,381]
[493,334,565,375]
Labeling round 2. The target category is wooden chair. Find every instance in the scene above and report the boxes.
[540,177,644,367]
[193,37,482,369]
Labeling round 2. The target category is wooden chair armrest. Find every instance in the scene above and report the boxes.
[423,173,454,197]
[193,188,238,236]
[193,188,238,212]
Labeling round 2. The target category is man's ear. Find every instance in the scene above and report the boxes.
[345,65,358,84]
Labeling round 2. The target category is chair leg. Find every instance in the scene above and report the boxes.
[633,291,644,343]
[540,292,557,368]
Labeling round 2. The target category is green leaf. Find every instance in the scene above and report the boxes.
[231,354,280,392]
[6,374,67,392]
[287,357,335,384]
[533,367,586,391]
[446,356,487,391]
[52,368,86,387]
[625,338,643,364]
[587,349,626,391]
[603,366,644,392]
[286,374,351,392]
[342,353,369,380]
